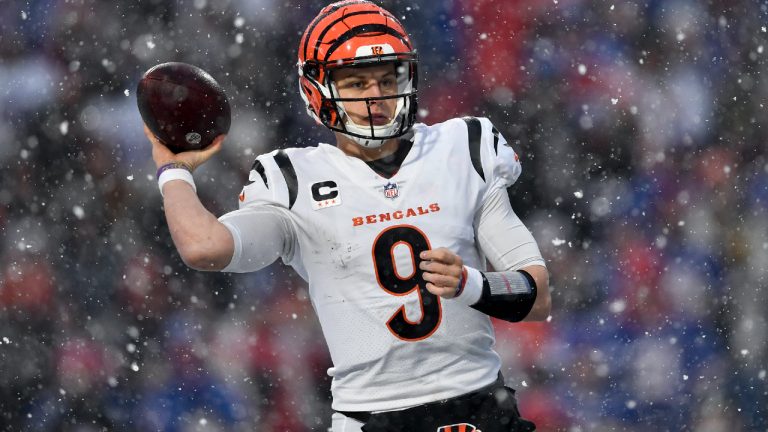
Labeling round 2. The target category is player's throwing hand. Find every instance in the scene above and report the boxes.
[145,124,225,172]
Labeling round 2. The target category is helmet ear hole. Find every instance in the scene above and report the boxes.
[303,63,320,80]
[300,77,323,117]
[319,102,339,126]
[319,107,331,123]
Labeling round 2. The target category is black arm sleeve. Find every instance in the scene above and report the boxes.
[471,269,537,322]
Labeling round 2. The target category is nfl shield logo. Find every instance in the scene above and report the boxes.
[383,182,399,199]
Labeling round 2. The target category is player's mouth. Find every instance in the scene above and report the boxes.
[367,114,391,126]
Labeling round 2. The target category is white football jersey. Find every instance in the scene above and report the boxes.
[228,117,525,412]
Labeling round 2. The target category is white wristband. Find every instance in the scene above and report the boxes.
[452,266,484,306]
[158,168,196,197]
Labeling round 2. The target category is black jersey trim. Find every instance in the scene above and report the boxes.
[463,117,485,182]
[365,139,413,179]
[492,126,500,155]
[273,150,298,209]
[250,159,268,187]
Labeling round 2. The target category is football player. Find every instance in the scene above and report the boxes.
[145,1,550,431]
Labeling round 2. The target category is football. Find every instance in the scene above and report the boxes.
[137,62,231,153]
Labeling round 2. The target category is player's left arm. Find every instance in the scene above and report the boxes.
[420,187,551,323]
[420,117,550,322]
[421,253,549,322]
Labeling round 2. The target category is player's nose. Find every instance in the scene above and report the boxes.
[364,79,385,98]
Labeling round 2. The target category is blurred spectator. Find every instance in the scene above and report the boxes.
[1,0,767,430]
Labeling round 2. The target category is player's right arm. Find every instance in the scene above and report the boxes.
[147,126,293,273]
[147,125,235,270]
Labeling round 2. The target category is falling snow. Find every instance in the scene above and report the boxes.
[72,205,85,220]
[1,1,766,431]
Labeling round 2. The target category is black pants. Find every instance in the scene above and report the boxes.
[339,376,536,432]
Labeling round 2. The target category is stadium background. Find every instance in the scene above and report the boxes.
[1,0,767,430]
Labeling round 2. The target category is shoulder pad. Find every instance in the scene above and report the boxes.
[461,116,521,189]
[238,150,299,209]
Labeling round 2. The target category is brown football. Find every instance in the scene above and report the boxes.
[137,62,231,153]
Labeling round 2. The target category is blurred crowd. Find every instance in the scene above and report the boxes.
[1,0,767,431]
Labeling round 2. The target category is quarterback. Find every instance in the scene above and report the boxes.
[145,1,551,431]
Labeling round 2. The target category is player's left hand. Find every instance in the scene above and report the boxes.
[419,247,464,299]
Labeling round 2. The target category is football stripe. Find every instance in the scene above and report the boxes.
[273,150,298,209]
[301,0,370,61]
[324,24,410,62]
[463,117,485,182]
[312,10,382,61]
[492,125,500,154]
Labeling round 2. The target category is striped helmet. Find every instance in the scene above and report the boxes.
[298,0,418,148]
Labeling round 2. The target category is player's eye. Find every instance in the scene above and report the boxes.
[341,80,364,89]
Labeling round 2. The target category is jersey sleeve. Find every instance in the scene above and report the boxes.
[220,150,301,271]
[218,205,298,273]
[475,183,545,271]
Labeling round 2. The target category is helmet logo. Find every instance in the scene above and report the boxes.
[355,43,394,57]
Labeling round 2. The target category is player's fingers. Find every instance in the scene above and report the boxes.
[425,282,440,295]
[422,271,459,290]
[147,126,177,166]
[143,124,158,142]
[425,282,455,299]
[144,125,167,150]
[420,248,448,262]
[211,134,227,147]
[420,248,461,265]
[172,138,224,170]
[419,260,461,278]
[199,138,224,158]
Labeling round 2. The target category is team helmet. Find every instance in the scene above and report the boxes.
[298,0,418,148]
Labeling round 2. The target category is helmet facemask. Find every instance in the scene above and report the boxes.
[300,53,418,148]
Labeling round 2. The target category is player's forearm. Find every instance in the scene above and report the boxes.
[162,181,234,271]
[452,264,550,323]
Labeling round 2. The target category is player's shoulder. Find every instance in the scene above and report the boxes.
[240,145,321,210]
[419,116,520,187]
[416,116,499,146]
[256,145,319,164]
[417,115,496,129]
[251,145,324,175]
[414,116,475,134]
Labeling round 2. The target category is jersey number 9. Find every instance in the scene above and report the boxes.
[372,225,442,341]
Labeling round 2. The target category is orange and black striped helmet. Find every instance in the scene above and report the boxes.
[297,0,418,148]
